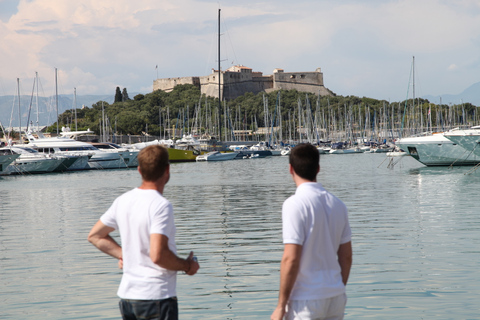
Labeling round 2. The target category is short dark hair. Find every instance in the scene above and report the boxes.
[289,143,319,181]
[137,145,169,182]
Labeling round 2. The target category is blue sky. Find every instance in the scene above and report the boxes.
[1,0,480,103]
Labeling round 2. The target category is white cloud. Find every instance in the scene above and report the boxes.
[1,0,480,101]
[448,64,458,71]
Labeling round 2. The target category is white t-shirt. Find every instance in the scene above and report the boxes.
[101,188,177,300]
[283,182,351,300]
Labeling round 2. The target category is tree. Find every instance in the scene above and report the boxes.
[122,88,130,101]
[134,94,145,101]
[114,87,122,103]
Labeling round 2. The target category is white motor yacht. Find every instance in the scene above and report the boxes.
[26,132,125,170]
[89,142,139,167]
[129,139,174,150]
[395,131,480,166]
[0,146,68,175]
[196,151,238,161]
[329,147,363,154]
[0,149,21,172]
[443,126,480,157]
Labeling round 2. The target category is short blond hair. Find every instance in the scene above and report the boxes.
[137,145,169,182]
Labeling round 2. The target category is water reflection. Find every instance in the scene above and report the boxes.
[1,155,479,319]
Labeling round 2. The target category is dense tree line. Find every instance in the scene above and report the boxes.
[48,84,479,139]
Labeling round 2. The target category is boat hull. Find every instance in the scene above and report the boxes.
[444,129,480,157]
[196,151,237,161]
[2,157,63,175]
[167,147,201,162]
[396,134,480,166]
[87,152,127,169]
[329,148,363,154]
[0,154,20,172]
[235,150,272,158]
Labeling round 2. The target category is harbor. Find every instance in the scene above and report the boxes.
[3,123,480,175]
[1,154,479,319]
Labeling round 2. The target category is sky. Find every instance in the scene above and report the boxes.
[1,0,480,103]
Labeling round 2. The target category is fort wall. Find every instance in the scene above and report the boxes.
[153,77,200,92]
[153,66,334,99]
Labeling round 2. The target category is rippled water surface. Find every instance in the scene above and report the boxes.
[1,154,479,319]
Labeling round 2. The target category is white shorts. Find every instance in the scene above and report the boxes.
[285,293,347,320]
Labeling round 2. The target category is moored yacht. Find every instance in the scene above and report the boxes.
[443,126,480,157]
[395,131,480,166]
[0,146,68,175]
[89,142,139,167]
[128,137,202,162]
[196,151,238,161]
[0,149,21,172]
[26,132,125,170]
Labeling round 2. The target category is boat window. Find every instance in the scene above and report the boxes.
[98,145,115,149]
[40,148,55,154]
[407,147,418,156]
[0,149,16,155]
[59,146,97,151]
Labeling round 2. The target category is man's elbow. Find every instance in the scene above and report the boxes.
[150,252,165,267]
[87,233,97,245]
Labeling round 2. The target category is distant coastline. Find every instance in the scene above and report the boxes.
[0,94,114,128]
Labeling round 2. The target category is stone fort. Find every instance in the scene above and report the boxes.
[153,66,335,100]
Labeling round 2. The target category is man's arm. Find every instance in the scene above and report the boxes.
[337,241,352,285]
[150,233,199,275]
[87,220,122,260]
[271,243,302,320]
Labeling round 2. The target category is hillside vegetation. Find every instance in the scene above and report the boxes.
[47,84,479,140]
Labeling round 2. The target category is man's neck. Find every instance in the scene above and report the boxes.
[293,176,316,188]
[139,181,165,194]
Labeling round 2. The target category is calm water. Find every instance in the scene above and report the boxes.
[1,154,479,319]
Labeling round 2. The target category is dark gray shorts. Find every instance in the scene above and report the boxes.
[119,297,178,320]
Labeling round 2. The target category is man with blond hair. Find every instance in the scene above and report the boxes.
[271,143,352,320]
[88,145,199,320]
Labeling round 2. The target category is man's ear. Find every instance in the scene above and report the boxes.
[289,164,295,176]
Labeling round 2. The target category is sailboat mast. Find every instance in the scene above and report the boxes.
[55,68,59,135]
[218,8,222,142]
[17,78,21,143]
[412,56,416,133]
[36,72,39,132]
[74,87,78,131]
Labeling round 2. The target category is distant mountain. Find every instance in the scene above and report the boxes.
[422,82,480,106]
[0,94,114,129]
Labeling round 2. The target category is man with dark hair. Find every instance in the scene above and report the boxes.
[88,145,199,320]
[271,143,352,320]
